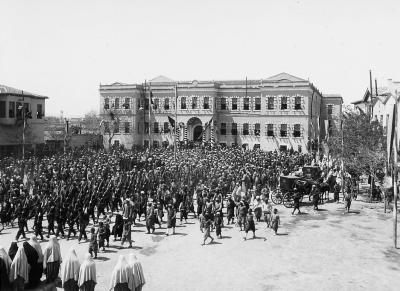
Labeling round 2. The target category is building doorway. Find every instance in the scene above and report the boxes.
[193,125,203,141]
[187,117,203,141]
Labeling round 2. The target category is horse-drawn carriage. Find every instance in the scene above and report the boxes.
[270,166,328,208]
[270,176,315,208]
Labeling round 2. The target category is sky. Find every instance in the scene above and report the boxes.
[1,0,399,117]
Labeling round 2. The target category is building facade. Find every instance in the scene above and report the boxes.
[0,84,48,155]
[99,73,342,152]
[352,78,400,132]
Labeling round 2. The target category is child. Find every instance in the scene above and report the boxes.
[97,222,106,252]
[103,215,111,247]
[344,191,352,213]
[214,212,223,239]
[271,208,280,235]
[262,198,273,228]
[121,219,133,248]
[244,208,256,240]
[88,227,98,258]
[112,213,124,241]
[201,211,214,246]
[165,204,176,236]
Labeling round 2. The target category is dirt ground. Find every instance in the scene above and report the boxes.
[1,196,400,291]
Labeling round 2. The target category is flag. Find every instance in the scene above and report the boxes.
[387,103,397,163]
[324,120,329,141]
[204,116,213,129]
[149,89,154,109]
[168,116,175,129]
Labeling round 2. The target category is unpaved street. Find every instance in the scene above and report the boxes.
[1,199,399,291]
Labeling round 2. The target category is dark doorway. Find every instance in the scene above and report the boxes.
[193,125,203,141]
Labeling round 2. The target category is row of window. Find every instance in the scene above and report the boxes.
[103,96,305,111]
[0,101,44,119]
[104,121,303,138]
[219,96,303,111]
[219,123,302,137]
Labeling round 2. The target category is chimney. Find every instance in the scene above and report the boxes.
[375,79,378,96]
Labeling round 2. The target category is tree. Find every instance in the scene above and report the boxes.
[100,110,120,150]
[81,110,102,134]
[328,107,386,187]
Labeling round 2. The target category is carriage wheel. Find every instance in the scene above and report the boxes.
[271,189,283,205]
[283,192,294,208]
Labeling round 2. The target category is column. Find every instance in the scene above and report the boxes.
[184,125,188,144]
[210,123,214,147]
[202,126,206,145]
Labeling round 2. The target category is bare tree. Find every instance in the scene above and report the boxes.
[100,110,120,150]
[81,110,102,134]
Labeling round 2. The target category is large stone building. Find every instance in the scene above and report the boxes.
[99,73,342,152]
[0,84,48,155]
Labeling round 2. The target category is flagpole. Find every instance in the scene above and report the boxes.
[174,83,178,162]
[317,116,320,162]
[149,82,152,150]
[341,115,345,201]
[144,80,147,148]
[394,99,398,248]
[22,93,25,160]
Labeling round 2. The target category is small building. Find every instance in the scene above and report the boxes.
[352,78,400,132]
[0,85,48,156]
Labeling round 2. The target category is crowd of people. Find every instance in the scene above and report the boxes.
[0,233,145,290]
[0,145,338,289]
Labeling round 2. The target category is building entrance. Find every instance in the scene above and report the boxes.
[193,125,203,141]
[187,117,203,141]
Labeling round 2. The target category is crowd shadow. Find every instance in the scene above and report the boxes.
[108,245,124,250]
[172,232,188,236]
[221,235,232,239]
[95,256,110,261]
[208,240,222,245]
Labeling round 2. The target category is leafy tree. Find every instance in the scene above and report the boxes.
[328,107,386,184]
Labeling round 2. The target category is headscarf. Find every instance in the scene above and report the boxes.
[109,255,133,290]
[22,241,39,267]
[28,235,44,263]
[78,253,96,287]
[61,248,80,285]
[0,245,12,274]
[8,241,18,261]
[128,253,145,290]
[43,235,61,269]
[9,246,29,283]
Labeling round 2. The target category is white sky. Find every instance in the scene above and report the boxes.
[1,0,399,117]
